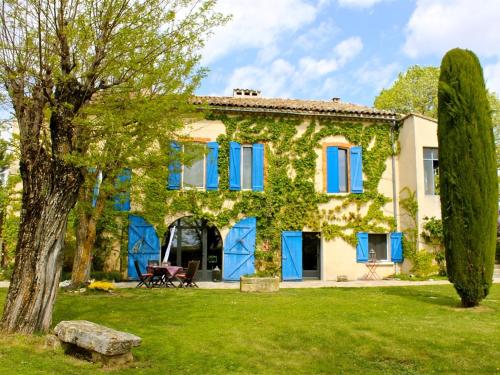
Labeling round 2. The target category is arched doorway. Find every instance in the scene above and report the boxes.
[162,217,223,281]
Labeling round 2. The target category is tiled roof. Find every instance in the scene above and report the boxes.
[192,96,397,121]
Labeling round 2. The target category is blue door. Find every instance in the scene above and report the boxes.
[282,231,302,281]
[128,215,160,280]
[223,217,256,281]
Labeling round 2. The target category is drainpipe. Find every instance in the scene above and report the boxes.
[391,119,399,274]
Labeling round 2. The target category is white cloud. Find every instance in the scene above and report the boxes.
[295,21,340,50]
[337,0,388,8]
[224,37,363,97]
[298,37,363,78]
[485,62,500,95]
[201,0,318,64]
[404,0,500,59]
[403,0,500,94]
[355,60,401,93]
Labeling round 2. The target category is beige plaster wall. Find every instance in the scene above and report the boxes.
[176,118,397,281]
[321,237,397,280]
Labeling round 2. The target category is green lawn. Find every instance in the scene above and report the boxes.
[0,285,499,374]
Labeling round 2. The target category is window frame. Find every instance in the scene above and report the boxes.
[323,142,352,193]
[180,139,210,190]
[423,147,439,195]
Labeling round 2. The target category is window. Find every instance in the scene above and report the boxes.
[423,147,439,195]
[229,142,264,191]
[356,232,403,263]
[242,145,253,190]
[368,233,388,261]
[325,145,363,194]
[183,143,205,189]
[168,141,219,191]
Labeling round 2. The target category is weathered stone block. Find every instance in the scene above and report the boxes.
[240,276,279,292]
[54,320,141,356]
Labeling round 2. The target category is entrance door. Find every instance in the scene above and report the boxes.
[302,232,321,279]
[128,215,160,280]
[223,217,256,281]
[282,231,302,281]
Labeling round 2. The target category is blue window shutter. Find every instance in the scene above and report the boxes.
[252,143,264,191]
[350,146,363,193]
[114,168,131,211]
[206,142,219,191]
[390,232,404,262]
[229,141,241,190]
[92,175,100,208]
[356,232,369,262]
[327,146,339,193]
[168,141,181,190]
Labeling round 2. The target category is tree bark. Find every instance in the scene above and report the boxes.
[1,84,84,333]
[0,155,81,333]
[71,187,105,287]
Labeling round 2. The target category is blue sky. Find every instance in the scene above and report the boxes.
[197,0,500,107]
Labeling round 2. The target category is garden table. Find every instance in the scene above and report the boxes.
[148,265,184,287]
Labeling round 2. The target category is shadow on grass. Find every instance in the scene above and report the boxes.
[378,286,462,308]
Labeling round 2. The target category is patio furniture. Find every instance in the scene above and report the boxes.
[134,260,153,288]
[148,265,183,287]
[176,260,200,288]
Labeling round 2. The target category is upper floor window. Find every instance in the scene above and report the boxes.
[183,143,205,189]
[168,141,219,191]
[325,145,363,194]
[229,142,264,191]
[423,147,439,195]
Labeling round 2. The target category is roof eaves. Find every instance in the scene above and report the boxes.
[197,103,398,122]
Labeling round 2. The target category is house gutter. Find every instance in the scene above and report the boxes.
[391,119,399,274]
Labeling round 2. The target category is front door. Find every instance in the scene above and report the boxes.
[223,217,256,281]
[282,231,302,281]
[302,232,321,279]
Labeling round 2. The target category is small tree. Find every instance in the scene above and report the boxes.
[438,48,498,307]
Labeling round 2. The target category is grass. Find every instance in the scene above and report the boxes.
[0,285,499,374]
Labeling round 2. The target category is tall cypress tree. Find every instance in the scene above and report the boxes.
[438,49,498,307]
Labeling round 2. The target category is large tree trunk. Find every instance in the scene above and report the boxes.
[0,155,81,333]
[71,187,105,287]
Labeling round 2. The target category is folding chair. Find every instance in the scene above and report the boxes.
[134,260,153,288]
[176,260,200,288]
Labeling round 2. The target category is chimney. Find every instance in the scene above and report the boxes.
[233,88,261,98]
[331,97,341,103]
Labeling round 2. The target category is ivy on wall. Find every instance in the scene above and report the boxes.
[135,112,397,269]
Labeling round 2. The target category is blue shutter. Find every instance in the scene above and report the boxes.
[168,141,181,190]
[350,146,363,193]
[114,168,131,211]
[327,146,339,193]
[206,142,219,191]
[229,141,241,191]
[282,231,303,281]
[390,232,404,263]
[356,232,368,262]
[223,217,256,280]
[127,215,160,280]
[88,167,100,208]
[252,143,264,191]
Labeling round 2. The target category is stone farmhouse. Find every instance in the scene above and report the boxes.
[123,89,440,282]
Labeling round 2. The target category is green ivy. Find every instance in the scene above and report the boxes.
[137,113,397,270]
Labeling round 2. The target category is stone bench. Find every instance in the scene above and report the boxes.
[53,320,142,366]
